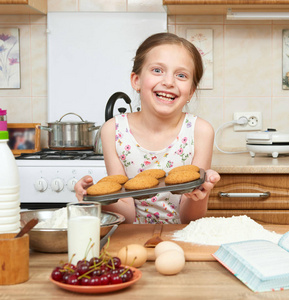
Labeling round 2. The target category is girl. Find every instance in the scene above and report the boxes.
[75,32,220,224]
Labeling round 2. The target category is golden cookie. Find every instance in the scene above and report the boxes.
[124,175,159,190]
[165,171,200,185]
[168,165,200,175]
[87,181,122,196]
[98,175,129,185]
[135,169,166,179]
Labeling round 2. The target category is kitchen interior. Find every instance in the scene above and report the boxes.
[2,0,289,298]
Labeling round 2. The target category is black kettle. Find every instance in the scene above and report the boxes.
[105,92,133,121]
[94,92,133,154]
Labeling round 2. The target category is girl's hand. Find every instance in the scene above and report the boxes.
[184,169,220,201]
[74,175,94,201]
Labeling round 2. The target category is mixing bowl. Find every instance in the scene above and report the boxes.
[20,209,125,253]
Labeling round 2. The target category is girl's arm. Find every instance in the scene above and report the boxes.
[179,117,220,224]
[100,118,136,224]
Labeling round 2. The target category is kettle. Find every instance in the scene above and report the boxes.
[94,92,132,154]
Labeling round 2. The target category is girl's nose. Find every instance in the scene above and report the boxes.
[162,73,175,88]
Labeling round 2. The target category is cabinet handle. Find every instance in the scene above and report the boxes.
[218,192,270,198]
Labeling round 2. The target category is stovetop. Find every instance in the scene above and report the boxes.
[15,149,104,160]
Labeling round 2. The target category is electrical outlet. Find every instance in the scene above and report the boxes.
[233,112,262,131]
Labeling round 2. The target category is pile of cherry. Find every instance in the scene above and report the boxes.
[51,255,134,286]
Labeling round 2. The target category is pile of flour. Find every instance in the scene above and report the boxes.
[172,215,282,246]
[35,207,68,229]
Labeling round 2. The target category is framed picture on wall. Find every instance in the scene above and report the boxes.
[186,29,213,90]
[283,29,289,90]
[0,28,21,89]
[7,123,41,155]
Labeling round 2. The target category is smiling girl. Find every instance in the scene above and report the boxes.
[75,32,220,224]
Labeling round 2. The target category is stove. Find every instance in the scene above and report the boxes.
[16,149,106,209]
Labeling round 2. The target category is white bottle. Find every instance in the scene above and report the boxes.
[0,108,20,233]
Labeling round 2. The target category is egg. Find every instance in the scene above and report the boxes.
[155,249,185,275]
[155,241,184,258]
[117,244,147,268]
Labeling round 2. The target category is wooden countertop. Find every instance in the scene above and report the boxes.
[212,152,289,174]
[2,223,289,299]
[2,251,289,299]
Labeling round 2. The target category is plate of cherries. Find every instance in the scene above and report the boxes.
[50,254,142,294]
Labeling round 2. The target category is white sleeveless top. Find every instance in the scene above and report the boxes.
[114,113,197,224]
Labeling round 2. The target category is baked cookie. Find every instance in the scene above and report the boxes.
[87,181,122,196]
[124,175,159,190]
[98,175,129,185]
[165,171,200,185]
[135,169,166,179]
[168,165,200,175]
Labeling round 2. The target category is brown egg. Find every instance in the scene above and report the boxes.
[117,244,148,268]
[154,241,184,258]
[155,250,185,275]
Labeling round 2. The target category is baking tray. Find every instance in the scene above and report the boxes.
[83,169,205,205]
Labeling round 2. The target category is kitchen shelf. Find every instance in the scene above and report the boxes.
[163,0,289,15]
[0,0,47,15]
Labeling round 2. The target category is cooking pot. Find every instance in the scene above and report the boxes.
[94,92,132,154]
[40,113,100,150]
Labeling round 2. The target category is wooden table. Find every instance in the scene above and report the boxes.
[2,248,289,299]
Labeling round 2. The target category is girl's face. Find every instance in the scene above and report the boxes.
[131,44,195,117]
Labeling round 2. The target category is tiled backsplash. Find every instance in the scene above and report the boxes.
[0,0,289,151]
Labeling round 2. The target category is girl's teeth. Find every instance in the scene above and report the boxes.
[156,92,175,101]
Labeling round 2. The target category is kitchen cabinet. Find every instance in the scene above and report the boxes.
[206,173,289,224]
[209,153,289,225]
[163,0,289,15]
[0,0,47,14]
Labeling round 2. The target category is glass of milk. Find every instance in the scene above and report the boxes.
[67,202,101,265]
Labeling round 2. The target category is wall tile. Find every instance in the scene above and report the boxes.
[128,0,165,12]
[1,97,32,123]
[224,25,272,98]
[31,25,47,97]
[48,0,78,12]
[272,97,289,131]
[79,0,126,11]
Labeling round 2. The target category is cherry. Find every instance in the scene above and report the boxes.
[100,274,110,285]
[62,272,71,283]
[80,277,90,286]
[66,274,79,285]
[89,276,101,286]
[110,274,123,284]
[89,257,101,266]
[91,268,102,276]
[63,263,77,272]
[100,265,110,274]
[77,261,90,275]
[107,257,122,268]
[120,269,133,282]
[51,267,63,282]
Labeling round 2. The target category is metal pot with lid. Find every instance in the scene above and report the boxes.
[40,112,100,150]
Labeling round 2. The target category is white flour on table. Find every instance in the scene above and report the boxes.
[172,215,282,245]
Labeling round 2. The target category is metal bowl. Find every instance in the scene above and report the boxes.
[20,209,125,253]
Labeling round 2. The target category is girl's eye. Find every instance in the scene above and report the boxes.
[153,68,162,74]
[177,73,187,79]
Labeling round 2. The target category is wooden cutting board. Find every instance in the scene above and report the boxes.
[107,224,289,261]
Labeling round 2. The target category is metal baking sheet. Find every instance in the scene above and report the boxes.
[83,169,205,205]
